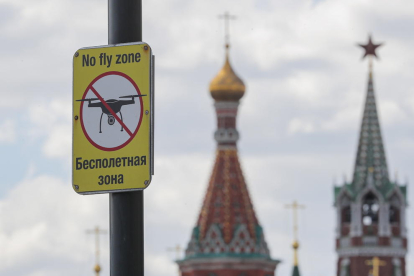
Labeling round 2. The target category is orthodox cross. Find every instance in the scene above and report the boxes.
[365,257,386,276]
[87,226,107,276]
[167,244,184,276]
[219,11,236,47]
[167,244,183,260]
[285,200,305,241]
[358,35,383,75]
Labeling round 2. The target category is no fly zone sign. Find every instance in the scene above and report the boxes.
[72,42,154,194]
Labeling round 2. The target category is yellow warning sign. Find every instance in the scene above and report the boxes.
[72,42,153,194]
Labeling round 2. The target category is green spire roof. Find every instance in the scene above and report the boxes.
[292,265,300,276]
[352,71,389,191]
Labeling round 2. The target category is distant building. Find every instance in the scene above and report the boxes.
[334,36,407,276]
[176,40,280,276]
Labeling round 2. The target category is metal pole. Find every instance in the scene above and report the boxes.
[108,0,143,275]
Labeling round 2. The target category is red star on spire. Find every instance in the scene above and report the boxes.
[358,35,383,59]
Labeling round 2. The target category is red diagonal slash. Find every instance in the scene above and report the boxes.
[89,86,133,136]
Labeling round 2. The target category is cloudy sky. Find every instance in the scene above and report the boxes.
[1,0,414,275]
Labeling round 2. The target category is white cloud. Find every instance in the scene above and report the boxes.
[379,99,407,126]
[321,105,361,131]
[0,172,109,276]
[27,100,71,161]
[288,118,315,134]
[0,119,16,143]
[146,253,177,276]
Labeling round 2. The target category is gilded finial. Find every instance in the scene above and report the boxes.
[210,12,245,102]
[292,240,299,265]
[286,201,305,270]
[219,11,236,49]
[94,264,101,273]
[87,226,107,276]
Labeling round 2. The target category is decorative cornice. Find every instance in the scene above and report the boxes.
[185,223,271,260]
[178,256,280,272]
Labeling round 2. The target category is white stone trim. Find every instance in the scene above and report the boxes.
[350,202,362,237]
[336,204,341,238]
[400,207,407,237]
[229,224,256,254]
[379,202,391,236]
[339,258,350,276]
[355,185,385,204]
[387,188,407,238]
[393,257,402,276]
[215,102,239,109]
[217,145,237,150]
[200,224,227,254]
[336,190,352,238]
[337,247,407,257]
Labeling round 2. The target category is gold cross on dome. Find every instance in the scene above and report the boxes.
[219,11,236,47]
[285,200,305,241]
[167,244,183,260]
[365,257,386,276]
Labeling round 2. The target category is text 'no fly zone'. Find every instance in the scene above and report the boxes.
[82,52,141,68]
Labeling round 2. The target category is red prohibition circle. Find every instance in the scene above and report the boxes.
[79,71,144,151]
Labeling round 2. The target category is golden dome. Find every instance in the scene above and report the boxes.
[209,46,245,101]
[94,264,101,273]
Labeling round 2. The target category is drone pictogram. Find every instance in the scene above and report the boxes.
[77,94,147,133]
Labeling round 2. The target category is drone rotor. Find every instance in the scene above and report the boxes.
[119,94,147,99]
[76,98,99,102]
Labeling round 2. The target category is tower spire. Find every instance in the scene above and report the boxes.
[286,201,305,276]
[334,35,408,276]
[177,14,279,276]
[353,35,388,190]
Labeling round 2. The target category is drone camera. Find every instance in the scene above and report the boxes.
[108,115,116,125]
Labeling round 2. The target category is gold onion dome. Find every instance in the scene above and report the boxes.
[209,45,245,101]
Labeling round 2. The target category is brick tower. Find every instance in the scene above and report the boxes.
[177,28,280,276]
[334,36,407,276]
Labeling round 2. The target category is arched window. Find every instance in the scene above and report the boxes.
[362,193,379,226]
[389,205,400,224]
[339,196,351,236]
[341,206,351,223]
[389,194,401,224]
[389,195,401,236]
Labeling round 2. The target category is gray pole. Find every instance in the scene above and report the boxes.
[108,0,144,275]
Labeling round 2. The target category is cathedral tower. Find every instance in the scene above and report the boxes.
[334,36,407,276]
[177,15,280,276]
